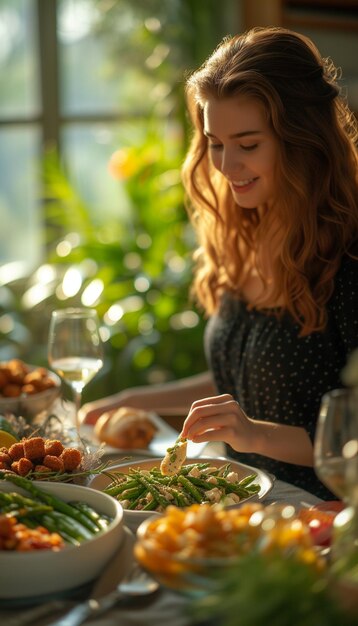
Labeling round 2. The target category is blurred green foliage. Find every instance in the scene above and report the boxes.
[0,0,238,401]
[41,123,207,401]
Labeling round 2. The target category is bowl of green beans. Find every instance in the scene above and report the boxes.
[88,456,274,532]
[0,473,124,602]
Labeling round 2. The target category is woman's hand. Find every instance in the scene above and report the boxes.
[180,393,258,453]
[79,391,147,425]
[181,392,314,466]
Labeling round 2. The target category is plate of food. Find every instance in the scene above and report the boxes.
[0,358,61,420]
[0,476,124,601]
[88,455,274,531]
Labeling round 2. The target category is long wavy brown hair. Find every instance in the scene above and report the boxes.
[181,26,358,335]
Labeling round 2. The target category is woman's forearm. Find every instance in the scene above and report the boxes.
[80,371,215,424]
[252,419,314,467]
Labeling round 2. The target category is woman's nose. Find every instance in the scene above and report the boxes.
[220,148,241,178]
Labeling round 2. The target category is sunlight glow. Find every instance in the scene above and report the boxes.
[134,276,150,293]
[0,261,28,285]
[33,264,57,284]
[145,44,170,70]
[81,279,104,306]
[56,240,72,257]
[22,283,53,308]
[0,314,14,334]
[58,0,99,43]
[170,311,199,330]
[62,267,82,297]
[105,304,124,325]
[124,252,141,270]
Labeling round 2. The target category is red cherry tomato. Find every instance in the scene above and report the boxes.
[298,508,337,546]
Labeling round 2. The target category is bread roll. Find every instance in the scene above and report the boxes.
[94,406,157,449]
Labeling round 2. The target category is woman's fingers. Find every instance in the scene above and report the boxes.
[188,393,235,410]
[181,393,255,451]
[181,394,240,437]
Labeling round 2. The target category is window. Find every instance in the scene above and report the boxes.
[0,0,239,282]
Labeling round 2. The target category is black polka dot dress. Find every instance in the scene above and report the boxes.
[204,256,358,499]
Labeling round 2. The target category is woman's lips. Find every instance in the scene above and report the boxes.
[231,178,258,193]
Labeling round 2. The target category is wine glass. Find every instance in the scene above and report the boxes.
[314,387,358,506]
[48,307,104,444]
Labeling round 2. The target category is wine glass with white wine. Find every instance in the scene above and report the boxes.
[48,308,104,445]
[314,387,358,506]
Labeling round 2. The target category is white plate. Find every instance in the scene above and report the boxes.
[80,412,207,460]
[0,480,124,600]
[88,456,274,532]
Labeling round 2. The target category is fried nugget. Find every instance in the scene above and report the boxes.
[17,457,34,476]
[23,370,45,388]
[33,464,51,474]
[8,359,29,374]
[43,455,64,472]
[0,371,8,389]
[60,448,82,471]
[21,384,38,395]
[36,377,56,391]
[8,442,25,460]
[23,437,46,460]
[44,439,64,457]
[2,384,22,397]
[0,451,11,466]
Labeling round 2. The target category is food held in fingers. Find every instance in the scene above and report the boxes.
[160,437,188,476]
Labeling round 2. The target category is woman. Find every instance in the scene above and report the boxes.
[82,27,358,498]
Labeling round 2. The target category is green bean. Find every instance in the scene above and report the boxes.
[132,472,169,508]
[162,483,190,507]
[39,514,80,545]
[50,511,94,540]
[214,476,257,497]
[127,493,148,510]
[142,498,159,511]
[70,501,111,530]
[105,479,138,497]
[189,476,221,491]
[246,483,261,493]
[119,486,146,500]
[238,473,258,487]
[178,475,203,503]
[7,505,53,519]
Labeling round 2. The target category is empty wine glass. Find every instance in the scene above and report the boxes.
[314,387,358,506]
[48,308,104,444]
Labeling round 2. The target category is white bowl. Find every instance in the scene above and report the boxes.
[88,456,274,532]
[0,367,61,420]
[0,480,124,600]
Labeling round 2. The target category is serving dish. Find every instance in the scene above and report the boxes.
[0,480,124,600]
[0,364,61,420]
[88,456,274,531]
[134,501,319,597]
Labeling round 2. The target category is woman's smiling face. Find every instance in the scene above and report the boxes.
[203,95,280,210]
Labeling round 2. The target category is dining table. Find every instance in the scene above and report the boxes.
[0,435,324,626]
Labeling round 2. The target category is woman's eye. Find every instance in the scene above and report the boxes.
[240,144,258,151]
[208,143,223,151]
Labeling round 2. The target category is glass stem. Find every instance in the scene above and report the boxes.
[73,387,82,444]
